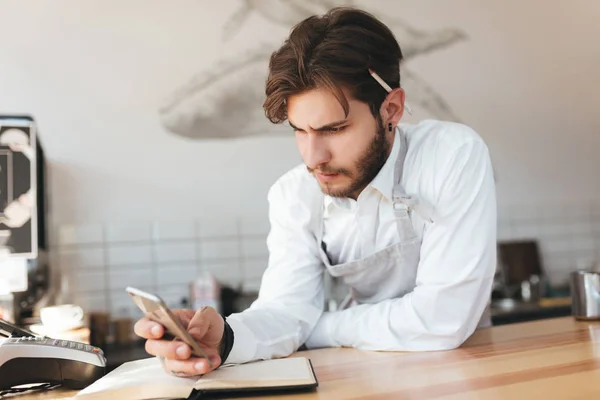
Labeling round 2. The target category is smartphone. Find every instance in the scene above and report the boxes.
[125,286,211,366]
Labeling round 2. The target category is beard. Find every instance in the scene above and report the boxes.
[308,117,391,199]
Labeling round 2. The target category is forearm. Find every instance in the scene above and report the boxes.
[306,276,493,351]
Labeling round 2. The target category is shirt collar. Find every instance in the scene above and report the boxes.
[324,128,401,210]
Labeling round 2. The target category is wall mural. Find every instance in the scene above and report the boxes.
[158,0,467,139]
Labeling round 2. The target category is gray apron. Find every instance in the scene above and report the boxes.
[317,128,432,309]
[316,127,492,328]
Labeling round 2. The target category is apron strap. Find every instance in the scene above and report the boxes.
[392,128,436,225]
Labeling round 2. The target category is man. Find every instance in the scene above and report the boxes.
[135,7,496,376]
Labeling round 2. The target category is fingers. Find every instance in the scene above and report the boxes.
[134,317,164,339]
[162,354,221,377]
[134,308,223,377]
[134,310,195,340]
[145,339,191,360]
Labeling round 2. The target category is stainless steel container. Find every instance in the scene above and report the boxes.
[570,271,600,320]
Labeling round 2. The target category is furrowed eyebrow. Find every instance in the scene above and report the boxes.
[288,120,302,131]
[288,119,347,132]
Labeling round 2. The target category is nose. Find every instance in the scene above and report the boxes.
[302,134,331,171]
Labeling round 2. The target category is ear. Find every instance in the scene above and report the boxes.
[379,88,406,129]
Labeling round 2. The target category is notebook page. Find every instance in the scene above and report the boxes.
[194,357,314,390]
[75,357,196,400]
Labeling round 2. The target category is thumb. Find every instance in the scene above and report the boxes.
[187,307,212,341]
[187,307,223,350]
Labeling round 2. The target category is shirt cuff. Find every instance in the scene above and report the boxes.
[222,315,257,364]
[304,311,339,349]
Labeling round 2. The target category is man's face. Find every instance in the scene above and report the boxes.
[287,88,391,199]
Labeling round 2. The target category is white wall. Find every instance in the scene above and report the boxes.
[1,0,599,225]
[1,1,599,309]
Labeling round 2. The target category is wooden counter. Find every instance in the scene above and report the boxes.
[10,317,600,399]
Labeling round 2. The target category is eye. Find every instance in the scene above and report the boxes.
[326,125,347,134]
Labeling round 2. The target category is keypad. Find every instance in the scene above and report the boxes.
[4,336,104,354]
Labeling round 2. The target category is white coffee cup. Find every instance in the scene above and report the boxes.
[40,304,84,331]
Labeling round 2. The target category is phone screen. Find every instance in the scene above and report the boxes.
[125,287,211,366]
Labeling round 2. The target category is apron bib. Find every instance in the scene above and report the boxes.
[317,128,431,308]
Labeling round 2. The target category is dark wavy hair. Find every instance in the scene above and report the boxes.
[263,7,403,124]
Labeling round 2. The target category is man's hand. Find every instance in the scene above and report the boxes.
[134,307,224,377]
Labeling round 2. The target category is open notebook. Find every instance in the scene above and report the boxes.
[74,356,318,400]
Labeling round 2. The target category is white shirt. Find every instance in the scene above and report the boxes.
[225,119,497,364]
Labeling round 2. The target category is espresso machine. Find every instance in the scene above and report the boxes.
[0,115,51,325]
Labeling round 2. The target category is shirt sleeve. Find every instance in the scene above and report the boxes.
[225,175,325,364]
[304,137,497,351]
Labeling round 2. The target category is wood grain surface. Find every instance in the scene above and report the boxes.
[10,317,600,399]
